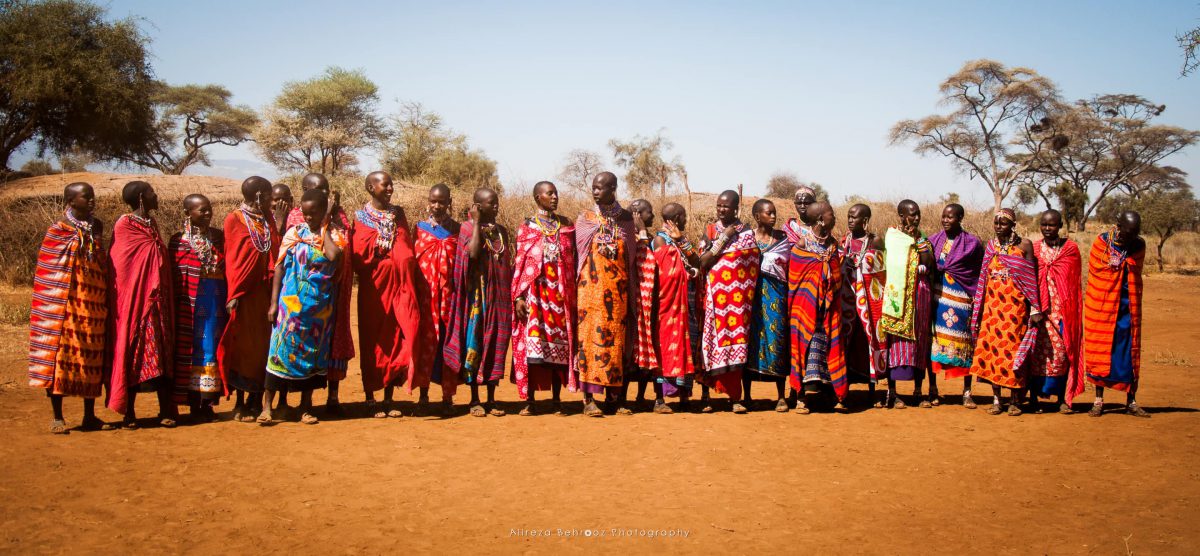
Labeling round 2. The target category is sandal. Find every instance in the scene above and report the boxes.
[50,419,67,434]
[700,404,714,414]
[794,402,811,415]
[552,403,565,416]
[615,407,633,416]
[775,399,789,413]
[367,401,387,419]
[300,412,319,425]
[1059,403,1074,415]
[79,417,113,431]
[892,397,907,410]
[121,419,140,430]
[256,412,273,425]
[583,402,604,418]
[1007,404,1023,417]
[986,403,1003,415]
[1088,402,1104,417]
[930,395,942,407]
[963,394,977,410]
[469,405,486,418]
[731,403,748,414]
[1127,403,1150,418]
[159,417,177,428]
[519,405,535,417]
[387,408,403,419]
[488,407,506,417]
[834,402,848,413]
[919,400,933,409]
[653,401,673,414]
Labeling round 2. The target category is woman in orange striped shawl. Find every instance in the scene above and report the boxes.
[1084,211,1149,418]
[29,183,110,433]
[788,201,846,413]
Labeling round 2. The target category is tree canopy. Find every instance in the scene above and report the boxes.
[379,102,499,190]
[765,171,827,201]
[0,0,157,173]
[253,66,382,176]
[608,131,686,198]
[557,149,604,197]
[115,83,257,174]
[890,59,1060,212]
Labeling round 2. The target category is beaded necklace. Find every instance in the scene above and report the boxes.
[842,232,870,266]
[482,223,505,259]
[239,202,272,254]
[657,231,699,278]
[531,214,561,263]
[594,203,621,258]
[363,203,397,252]
[1104,228,1127,268]
[65,209,98,260]
[128,212,152,228]
[184,220,218,275]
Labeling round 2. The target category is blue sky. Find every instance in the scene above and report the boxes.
[25,0,1200,204]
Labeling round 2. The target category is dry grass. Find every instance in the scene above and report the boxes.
[1150,350,1191,367]
[0,300,30,326]
[1,172,1198,286]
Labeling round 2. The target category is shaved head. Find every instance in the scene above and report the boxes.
[64,181,91,202]
[241,176,272,201]
[430,183,451,198]
[806,200,833,221]
[661,202,686,222]
[474,187,498,204]
[718,190,740,205]
[897,199,919,214]
[594,171,617,190]
[183,193,209,210]
[365,171,389,186]
[301,172,329,192]
[849,203,871,217]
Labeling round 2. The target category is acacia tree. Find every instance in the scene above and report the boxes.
[890,59,1060,212]
[254,67,382,175]
[1180,22,1200,76]
[765,171,827,201]
[557,149,604,197]
[1097,181,1198,272]
[0,0,157,173]
[1023,95,1199,230]
[608,131,686,198]
[115,83,257,174]
[379,102,498,189]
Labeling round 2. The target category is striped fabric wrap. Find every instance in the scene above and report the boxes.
[969,239,1041,374]
[1083,230,1144,391]
[787,237,846,400]
[169,230,226,404]
[29,219,108,397]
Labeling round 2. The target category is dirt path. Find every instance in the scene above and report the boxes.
[0,274,1197,554]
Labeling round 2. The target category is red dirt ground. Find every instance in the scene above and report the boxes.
[0,274,1196,554]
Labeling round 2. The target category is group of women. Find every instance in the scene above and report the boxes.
[28,170,1149,432]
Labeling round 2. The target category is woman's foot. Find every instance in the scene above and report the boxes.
[1127,402,1150,418]
[700,404,714,414]
[367,400,386,419]
[834,402,848,413]
[615,406,633,416]
[49,419,67,434]
[552,402,565,416]
[122,417,140,430]
[794,401,811,415]
[488,407,506,417]
[986,403,1003,416]
[775,399,789,413]
[79,416,112,431]
[731,403,748,414]
[519,404,535,417]
[387,407,403,418]
[583,401,603,418]
[158,415,177,428]
[919,399,933,409]
[300,412,319,425]
[653,401,673,414]
[469,404,486,417]
[1007,404,1023,417]
[1059,403,1074,414]
[441,400,454,416]
[889,393,906,410]
[963,394,977,410]
[1088,401,1104,417]
[929,393,942,407]
[255,410,273,425]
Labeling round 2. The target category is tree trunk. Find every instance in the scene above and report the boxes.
[1157,238,1166,273]
[992,189,1003,214]
[1076,214,1089,233]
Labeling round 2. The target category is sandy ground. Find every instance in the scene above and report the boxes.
[0,274,1197,555]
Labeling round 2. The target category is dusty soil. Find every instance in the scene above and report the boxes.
[0,274,1197,555]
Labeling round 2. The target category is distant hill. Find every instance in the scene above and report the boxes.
[0,172,241,201]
